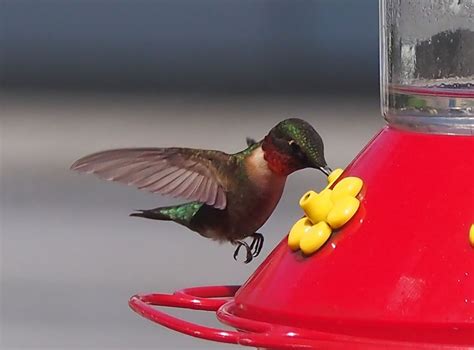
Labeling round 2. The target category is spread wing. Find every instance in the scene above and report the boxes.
[70,148,230,209]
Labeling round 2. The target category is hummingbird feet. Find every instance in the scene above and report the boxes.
[233,241,253,263]
[233,233,264,264]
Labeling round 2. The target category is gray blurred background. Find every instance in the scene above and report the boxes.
[1,1,383,349]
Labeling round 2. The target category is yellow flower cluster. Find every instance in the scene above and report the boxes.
[288,168,363,255]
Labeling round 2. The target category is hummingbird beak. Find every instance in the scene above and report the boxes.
[319,165,332,176]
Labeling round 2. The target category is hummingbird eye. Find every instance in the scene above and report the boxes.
[288,140,300,152]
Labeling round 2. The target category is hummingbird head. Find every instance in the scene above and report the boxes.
[262,118,331,176]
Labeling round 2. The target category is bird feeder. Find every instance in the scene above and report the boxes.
[129,1,474,348]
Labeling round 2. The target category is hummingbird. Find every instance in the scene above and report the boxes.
[71,118,331,263]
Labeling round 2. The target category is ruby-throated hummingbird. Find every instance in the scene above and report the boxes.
[71,118,331,263]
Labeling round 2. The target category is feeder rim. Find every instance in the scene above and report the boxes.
[129,285,468,349]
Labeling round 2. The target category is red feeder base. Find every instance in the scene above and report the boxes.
[129,127,474,349]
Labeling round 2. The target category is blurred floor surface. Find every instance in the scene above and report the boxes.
[1,91,382,349]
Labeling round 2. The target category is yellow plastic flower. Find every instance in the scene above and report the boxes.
[288,168,363,256]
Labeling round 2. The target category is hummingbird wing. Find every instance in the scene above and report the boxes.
[70,148,230,209]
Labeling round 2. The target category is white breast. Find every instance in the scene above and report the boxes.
[245,147,287,221]
[246,147,278,186]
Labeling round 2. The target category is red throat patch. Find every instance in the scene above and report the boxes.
[262,136,298,176]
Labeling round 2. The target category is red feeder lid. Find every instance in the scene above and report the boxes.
[130,126,474,349]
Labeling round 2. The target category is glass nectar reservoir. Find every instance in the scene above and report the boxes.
[381,0,474,134]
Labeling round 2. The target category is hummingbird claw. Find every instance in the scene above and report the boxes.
[233,245,241,261]
[245,248,253,264]
[250,233,264,258]
[233,240,253,264]
[233,234,264,263]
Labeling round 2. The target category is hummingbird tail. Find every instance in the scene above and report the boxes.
[130,202,203,227]
[130,209,172,221]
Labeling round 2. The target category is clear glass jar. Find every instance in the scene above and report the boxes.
[380,0,474,134]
